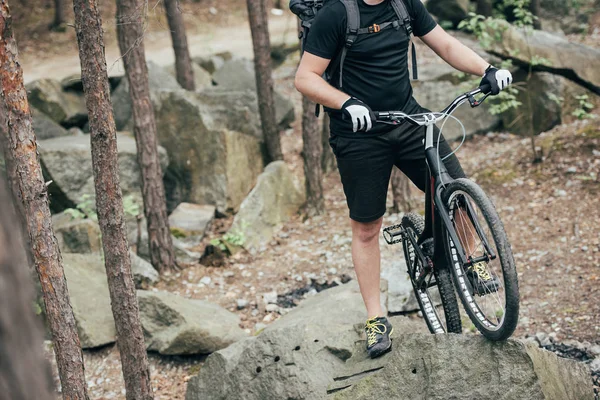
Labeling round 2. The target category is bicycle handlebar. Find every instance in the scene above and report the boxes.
[374,85,492,126]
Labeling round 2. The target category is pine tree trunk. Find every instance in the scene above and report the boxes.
[0,174,53,400]
[51,0,66,29]
[302,96,324,216]
[163,0,195,91]
[72,0,153,398]
[0,2,89,398]
[390,168,414,213]
[117,0,176,272]
[321,113,336,174]
[246,0,283,162]
[530,0,541,29]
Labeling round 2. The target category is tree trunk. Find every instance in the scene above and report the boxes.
[51,0,66,30]
[163,0,195,90]
[246,0,283,162]
[0,2,89,399]
[302,96,325,216]
[0,175,54,400]
[390,168,414,213]
[321,113,336,174]
[530,0,541,29]
[476,0,494,17]
[72,0,153,398]
[117,0,176,272]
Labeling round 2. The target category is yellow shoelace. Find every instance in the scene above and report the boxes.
[471,261,492,281]
[365,317,387,347]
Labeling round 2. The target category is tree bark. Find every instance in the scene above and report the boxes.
[530,0,541,29]
[321,113,336,174]
[117,0,176,272]
[163,0,195,90]
[390,168,414,213]
[476,0,494,17]
[0,2,89,398]
[51,0,66,29]
[246,0,283,162]
[301,96,325,216]
[72,0,153,398]
[0,174,54,400]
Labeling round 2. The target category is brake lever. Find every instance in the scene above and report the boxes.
[467,91,491,108]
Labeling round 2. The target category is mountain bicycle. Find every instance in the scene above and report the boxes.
[379,85,519,341]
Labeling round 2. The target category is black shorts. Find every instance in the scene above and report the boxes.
[329,120,466,223]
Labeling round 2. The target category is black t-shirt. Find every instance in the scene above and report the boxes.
[304,0,437,136]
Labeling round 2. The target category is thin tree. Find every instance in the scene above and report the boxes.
[117,0,176,272]
[302,96,325,216]
[163,0,195,90]
[390,168,414,213]
[72,0,153,398]
[51,0,67,30]
[321,113,336,174]
[246,0,283,162]
[0,2,89,398]
[0,174,53,400]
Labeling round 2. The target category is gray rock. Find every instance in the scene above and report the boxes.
[26,79,87,126]
[412,79,501,140]
[490,21,600,93]
[193,51,232,74]
[153,89,265,212]
[229,161,305,253]
[129,250,159,288]
[30,107,70,140]
[426,0,469,27]
[38,133,168,212]
[237,299,249,310]
[212,58,295,128]
[501,71,599,136]
[165,63,213,91]
[111,61,181,131]
[169,202,215,239]
[331,335,593,399]
[62,254,116,348]
[52,212,102,254]
[137,290,247,355]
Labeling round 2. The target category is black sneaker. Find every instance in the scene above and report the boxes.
[466,261,501,295]
[365,316,393,358]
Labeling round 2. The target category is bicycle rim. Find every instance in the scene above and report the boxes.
[444,179,519,340]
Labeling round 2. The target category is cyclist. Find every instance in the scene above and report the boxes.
[294,0,512,358]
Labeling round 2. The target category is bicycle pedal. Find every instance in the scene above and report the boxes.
[383,224,404,245]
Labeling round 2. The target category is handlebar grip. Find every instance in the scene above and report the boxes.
[479,83,492,95]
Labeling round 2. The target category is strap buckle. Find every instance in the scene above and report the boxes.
[368,24,381,33]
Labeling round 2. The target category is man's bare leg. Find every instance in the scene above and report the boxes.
[351,217,384,318]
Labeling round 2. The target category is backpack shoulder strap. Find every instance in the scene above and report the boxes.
[334,0,360,88]
[390,0,418,80]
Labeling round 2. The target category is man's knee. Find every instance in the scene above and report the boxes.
[351,217,383,243]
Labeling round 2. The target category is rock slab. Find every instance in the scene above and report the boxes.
[52,212,102,254]
[229,161,305,253]
[26,78,87,126]
[137,290,247,355]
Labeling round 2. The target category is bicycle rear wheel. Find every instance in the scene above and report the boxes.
[442,178,519,341]
[401,213,461,334]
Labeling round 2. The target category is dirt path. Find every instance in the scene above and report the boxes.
[20,12,299,83]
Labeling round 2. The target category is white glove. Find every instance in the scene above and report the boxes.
[341,97,375,132]
[480,66,513,95]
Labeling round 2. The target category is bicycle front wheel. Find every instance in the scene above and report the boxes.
[442,178,519,341]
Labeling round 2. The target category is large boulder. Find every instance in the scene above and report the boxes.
[26,79,87,127]
[38,133,168,213]
[212,58,295,128]
[501,71,600,136]
[153,90,265,212]
[186,281,395,400]
[169,202,215,239]
[31,107,70,140]
[165,63,213,91]
[129,250,160,288]
[426,0,469,27]
[331,335,593,399]
[412,80,501,140]
[62,254,116,348]
[229,161,305,253]
[111,61,181,131]
[52,212,102,254]
[193,51,233,74]
[137,290,247,355]
[490,22,600,94]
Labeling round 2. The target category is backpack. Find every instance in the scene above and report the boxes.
[290,0,419,92]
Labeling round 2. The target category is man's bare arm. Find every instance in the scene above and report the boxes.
[420,25,489,77]
[294,52,350,110]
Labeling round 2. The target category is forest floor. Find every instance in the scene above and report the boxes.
[12,1,599,398]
